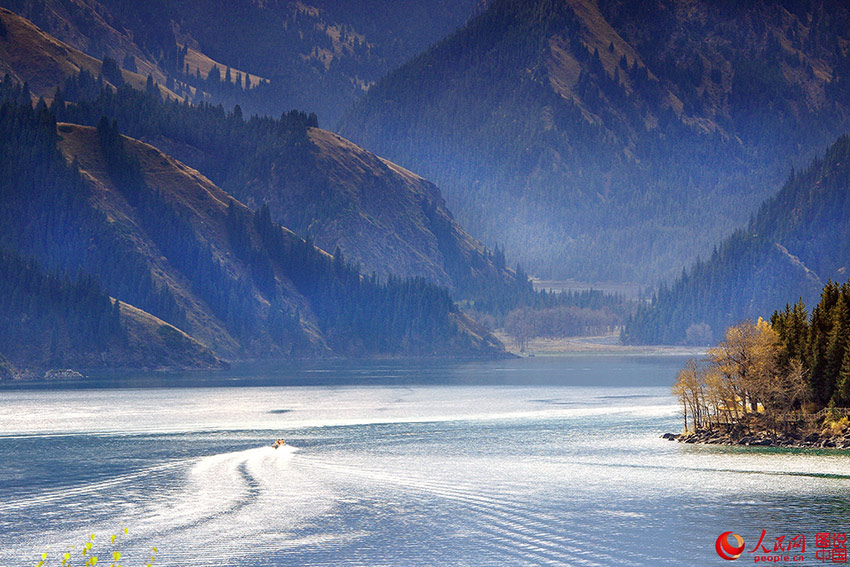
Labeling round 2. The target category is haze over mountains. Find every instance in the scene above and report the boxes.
[624,134,850,345]
[0,5,524,374]
[339,0,850,283]
[0,0,849,375]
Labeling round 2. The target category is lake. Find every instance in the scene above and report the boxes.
[1,355,848,566]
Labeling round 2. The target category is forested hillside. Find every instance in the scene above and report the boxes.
[51,74,526,301]
[0,89,220,371]
[0,0,479,122]
[0,7,178,100]
[0,84,506,375]
[339,0,850,283]
[624,135,850,345]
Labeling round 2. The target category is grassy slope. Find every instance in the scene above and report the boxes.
[305,127,511,290]
[56,123,328,358]
[181,45,267,85]
[116,299,224,370]
[0,7,179,100]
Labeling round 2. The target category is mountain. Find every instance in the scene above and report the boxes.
[0,7,178,99]
[0,246,222,374]
[0,0,480,122]
[0,8,526,303]
[52,77,523,300]
[338,0,850,283]
[0,90,506,375]
[623,134,850,345]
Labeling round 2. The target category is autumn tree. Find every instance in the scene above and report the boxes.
[706,318,779,415]
[673,281,850,434]
[673,359,706,431]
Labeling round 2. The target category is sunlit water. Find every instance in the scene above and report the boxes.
[1,355,848,566]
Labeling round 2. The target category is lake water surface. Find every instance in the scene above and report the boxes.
[1,355,848,566]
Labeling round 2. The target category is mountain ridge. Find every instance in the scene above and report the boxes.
[0,0,480,122]
[0,94,508,376]
[623,133,850,345]
[0,7,178,99]
[338,0,850,283]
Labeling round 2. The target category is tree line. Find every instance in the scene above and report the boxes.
[504,304,620,351]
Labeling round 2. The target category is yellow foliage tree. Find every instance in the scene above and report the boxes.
[706,318,779,416]
[675,318,813,435]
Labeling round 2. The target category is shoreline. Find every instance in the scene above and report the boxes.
[493,331,707,356]
[0,350,519,384]
[662,429,850,449]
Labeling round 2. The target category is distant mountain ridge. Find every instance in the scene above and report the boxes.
[338,0,850,283]
[0,0,480,122]
[623,134,850,345]
[0,7,177,99]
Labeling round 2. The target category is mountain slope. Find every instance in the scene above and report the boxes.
[624,134,850,345]
[52,81,522,299]
[55,122,286,356]
[338,0,850,283]
[0,0,479,122]
[0,94,506,372]
[0,7,177,99]
[63,121,504,358]
[278,127,511,292]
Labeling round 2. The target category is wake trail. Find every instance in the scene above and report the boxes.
[296,457,624,566]
[0,462,181,513]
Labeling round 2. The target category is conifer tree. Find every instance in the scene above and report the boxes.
[825,293,850,396]
[101,56,124,87]
[809,281,841,404]
[145,74,157,95]
[122,54,138,73]
[208,65,221,85]
[833,347,850,406]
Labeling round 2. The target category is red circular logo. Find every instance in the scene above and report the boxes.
[716,532,746,561]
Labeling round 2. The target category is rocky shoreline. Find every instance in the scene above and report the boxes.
[662,430,850,449]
